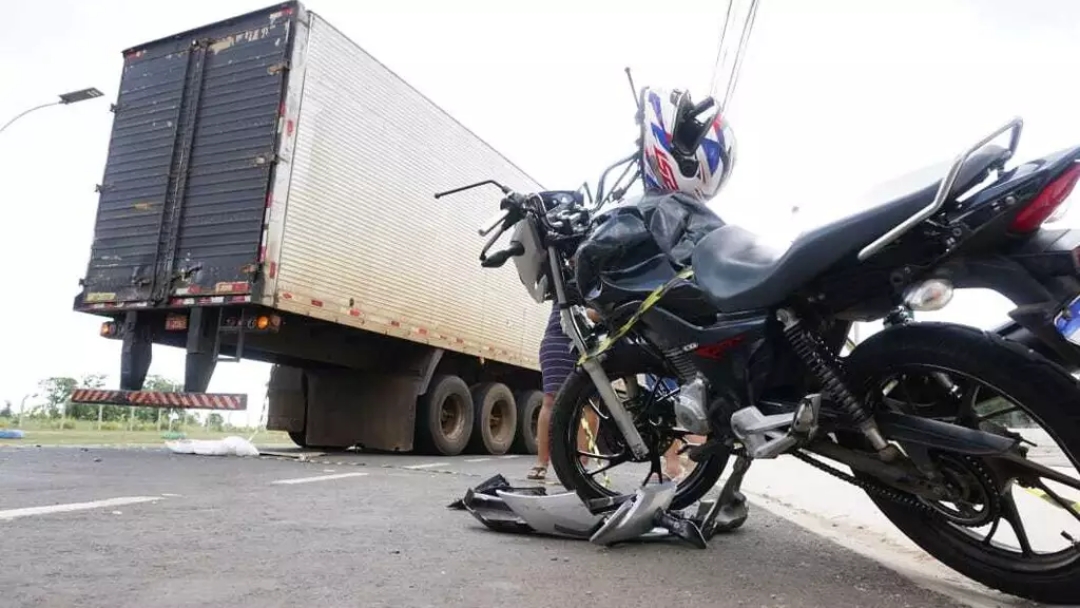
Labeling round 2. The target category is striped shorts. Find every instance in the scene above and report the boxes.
[539,304,578,396]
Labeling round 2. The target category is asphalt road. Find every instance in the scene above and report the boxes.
[0,445,977,608]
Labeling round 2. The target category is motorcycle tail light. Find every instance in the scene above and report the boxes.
[1010,163,1080,233]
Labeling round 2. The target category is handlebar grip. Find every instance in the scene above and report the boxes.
[480,241,526,268]
[478,208,511,237]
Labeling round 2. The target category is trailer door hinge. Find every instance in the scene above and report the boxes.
[254,153,278,166]
[267,61,290,75]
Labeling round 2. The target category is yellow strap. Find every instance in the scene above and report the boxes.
[578,266,695,365]
[1021,485,1080,513]
[580,410,610,488]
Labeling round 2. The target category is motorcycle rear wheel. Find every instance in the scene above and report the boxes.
[843,322,1080,605]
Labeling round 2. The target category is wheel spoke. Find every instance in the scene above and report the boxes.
[900,377,917,412]
[977,405,1020,422]
[981,515,1001,546]
[958,383,980,425]
[585,455,631,478]
[586,398,609,420]
[576,450,616,461]
[1000,490,1035,556]
[998,453,1080,493]
[1034,480,1080,526]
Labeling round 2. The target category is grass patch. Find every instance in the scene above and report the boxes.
[0,419,292,447]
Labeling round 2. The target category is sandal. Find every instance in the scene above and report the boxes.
[526,465,547,481]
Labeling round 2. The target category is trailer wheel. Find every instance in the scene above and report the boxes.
[288,431,309,449]
[415,375,473,456]
[286,430,344,452]
[511,389,543,455]
[467,382,518,455]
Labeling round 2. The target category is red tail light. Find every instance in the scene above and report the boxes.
[1010,163,1080,233]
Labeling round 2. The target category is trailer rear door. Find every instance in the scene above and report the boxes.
[79,3,297,306]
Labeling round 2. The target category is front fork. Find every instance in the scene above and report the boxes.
[547,247,651,460]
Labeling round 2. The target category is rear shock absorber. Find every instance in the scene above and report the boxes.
[776,309,893,455]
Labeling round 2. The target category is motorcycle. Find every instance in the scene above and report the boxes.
[437,87,1080,604]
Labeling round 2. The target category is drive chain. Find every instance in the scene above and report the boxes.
[790,449,1001,527]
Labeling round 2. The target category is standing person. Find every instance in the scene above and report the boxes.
[527,303,579,481]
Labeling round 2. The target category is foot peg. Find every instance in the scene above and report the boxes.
[730,394,820,459]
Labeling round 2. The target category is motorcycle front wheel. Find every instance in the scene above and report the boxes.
[547,362,729,511]
[843,322,1080,605]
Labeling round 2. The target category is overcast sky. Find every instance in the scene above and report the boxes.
[1,0,1079,425]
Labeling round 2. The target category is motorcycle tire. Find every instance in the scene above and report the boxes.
[548,364,729,511]
[843,321,1080,605]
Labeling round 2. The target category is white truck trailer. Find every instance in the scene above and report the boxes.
[71,1,551,456]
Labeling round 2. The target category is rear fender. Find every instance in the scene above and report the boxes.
[938,230,1080,372]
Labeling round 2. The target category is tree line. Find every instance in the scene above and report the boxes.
[0,374,225,430]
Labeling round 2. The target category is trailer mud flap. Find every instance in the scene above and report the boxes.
[71,389,247,410]
[120,311,154,391]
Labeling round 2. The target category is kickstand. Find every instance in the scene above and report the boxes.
[695,452,752,539]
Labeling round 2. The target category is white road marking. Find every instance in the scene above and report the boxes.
[271,472,368,485]
[465,458,492,463]
[499,455,520,460]
[0,496,163,521]
[404,462,449,470]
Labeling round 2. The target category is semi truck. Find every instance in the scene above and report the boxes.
[70,1,552,456]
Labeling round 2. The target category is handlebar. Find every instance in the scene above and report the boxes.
[435,178,593,269]
[478,208,510,237]
[481,241,526,268]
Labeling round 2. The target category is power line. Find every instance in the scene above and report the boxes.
[708,0,762,112]
[722,0,761,111]
[709,0,736,99]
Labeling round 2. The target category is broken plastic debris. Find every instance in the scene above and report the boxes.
[451,474,716,548]
[164,435,259,457]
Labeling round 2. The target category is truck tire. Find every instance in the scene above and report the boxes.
[466,382,518,455]
[415,374,473,456]
[511,389,543,455]
[286,430,343,452]
[288,431,309,448]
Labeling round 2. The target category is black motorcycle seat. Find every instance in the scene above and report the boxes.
[691,144,1010,311]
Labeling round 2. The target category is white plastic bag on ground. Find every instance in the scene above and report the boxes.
[165,435,260,457]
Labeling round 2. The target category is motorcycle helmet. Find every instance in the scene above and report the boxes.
[640,86,736,201]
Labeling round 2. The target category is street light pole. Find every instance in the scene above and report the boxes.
[0,87,104,136]
[16,393,37,430]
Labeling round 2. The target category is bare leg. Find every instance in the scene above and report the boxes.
[663,442,683,479]
[533,393,554,469]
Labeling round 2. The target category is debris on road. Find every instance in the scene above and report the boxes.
[449,473,748,549]
[165,436,260,457]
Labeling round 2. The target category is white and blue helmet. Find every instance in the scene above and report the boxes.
[640,86,737,201]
